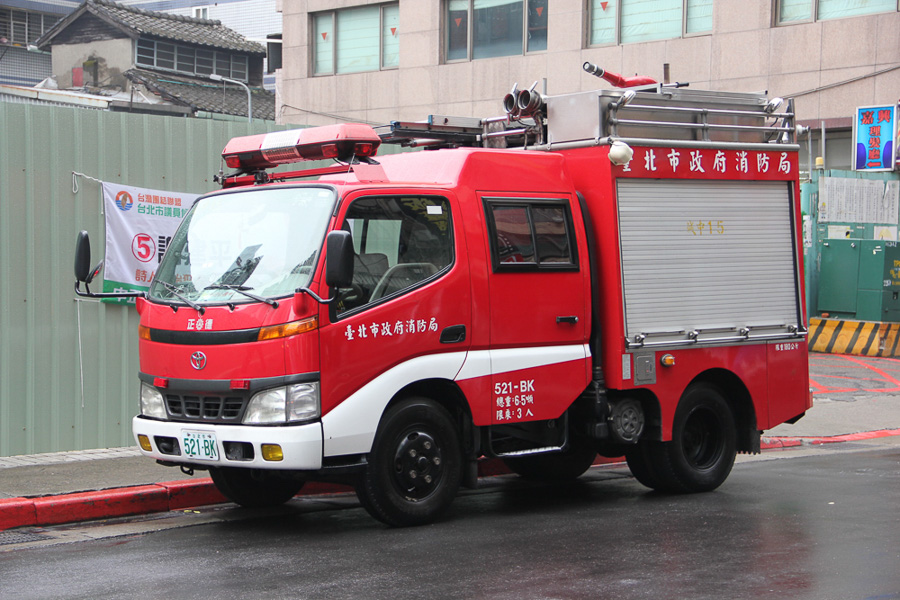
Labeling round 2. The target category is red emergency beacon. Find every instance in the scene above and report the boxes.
[221,123,382,171]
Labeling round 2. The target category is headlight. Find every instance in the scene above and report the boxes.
[244,383,320,424]
[140,382,167,419]
[287,383,320,422]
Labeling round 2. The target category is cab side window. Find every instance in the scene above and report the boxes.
[336,196,453,316]
[484,199,577,271]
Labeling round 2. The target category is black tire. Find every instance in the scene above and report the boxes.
[356,397,463,527]
[625,441,665,490]
[648,383,737,493]
[502,435,597,482]
[209,467,305,508]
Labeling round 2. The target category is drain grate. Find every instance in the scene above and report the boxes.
[0,530,47,546]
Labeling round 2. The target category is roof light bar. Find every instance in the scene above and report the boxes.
[221,124,382,171]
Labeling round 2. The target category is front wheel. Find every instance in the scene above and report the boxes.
[647,383,737,493]
[209,467,305,508]
[356,397,463,527]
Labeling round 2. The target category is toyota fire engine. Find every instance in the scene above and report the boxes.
[74,64,811,527]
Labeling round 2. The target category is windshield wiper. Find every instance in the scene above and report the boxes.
[203,284,279,308]
[158,281,205,314]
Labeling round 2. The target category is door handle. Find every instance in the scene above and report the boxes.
[556,316,579,324]
[440,325,466,344]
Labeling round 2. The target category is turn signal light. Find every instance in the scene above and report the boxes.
[660,354,676,367]
[258,316,318,341]
[139,325,152,341]
[261,444,284,462]
[138,435,152,452]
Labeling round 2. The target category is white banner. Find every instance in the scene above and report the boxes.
[101,182,200,304]
[818,176,900,224]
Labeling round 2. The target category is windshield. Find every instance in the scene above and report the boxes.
[150,186,335,305]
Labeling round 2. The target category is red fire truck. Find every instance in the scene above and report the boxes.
[74,66,811,527]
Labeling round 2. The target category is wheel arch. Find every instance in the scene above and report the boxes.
[687,368,759,454]
[383,378,477,459]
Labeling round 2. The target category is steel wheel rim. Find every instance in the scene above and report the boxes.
[392,429,444,500]
[681,407,724,470]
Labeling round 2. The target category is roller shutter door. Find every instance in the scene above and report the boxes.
[617,179,801,347]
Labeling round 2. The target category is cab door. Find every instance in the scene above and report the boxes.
[481,195,590,425]
[318,191,472,455]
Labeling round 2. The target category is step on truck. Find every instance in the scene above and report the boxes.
[74,64,812,527]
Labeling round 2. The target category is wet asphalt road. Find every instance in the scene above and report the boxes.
[1,445,899,600]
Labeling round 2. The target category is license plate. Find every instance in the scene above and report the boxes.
[181,430,219,461]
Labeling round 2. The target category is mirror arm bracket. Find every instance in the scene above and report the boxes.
[75,281,146,299]
[297,287,335,304]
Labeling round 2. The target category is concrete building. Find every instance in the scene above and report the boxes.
[0,0,78,86]
[276,0,900,169]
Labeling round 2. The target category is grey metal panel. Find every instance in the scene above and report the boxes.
[617,179,801,347]
[0,104,410,456]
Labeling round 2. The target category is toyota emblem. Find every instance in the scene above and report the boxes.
[190,351,207,370]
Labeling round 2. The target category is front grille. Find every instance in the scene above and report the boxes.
[166,394,246,422]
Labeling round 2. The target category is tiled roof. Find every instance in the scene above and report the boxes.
[38,0,265,54]
[126,69,276,121]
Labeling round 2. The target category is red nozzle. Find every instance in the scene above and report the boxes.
[583,62,657,88]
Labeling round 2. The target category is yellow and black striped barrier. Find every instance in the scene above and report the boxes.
[808,317,900,357]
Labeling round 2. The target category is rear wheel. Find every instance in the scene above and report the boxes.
[356,397,463,527]
[625,441,664,490]
[644,383,737,493]
[502,434,597,481]
[209,467,304,508]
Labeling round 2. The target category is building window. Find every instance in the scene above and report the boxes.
[313,3,398,76]
[192,6,210,20]
[445,0,547,62]
[136,38,249,82]
[0,8,57,45]
[589,0,712,46]
[777,0,898,24]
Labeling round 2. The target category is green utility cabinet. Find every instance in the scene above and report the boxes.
[817,238,900,321]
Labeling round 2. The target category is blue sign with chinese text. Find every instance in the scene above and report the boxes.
[854,104,897,172]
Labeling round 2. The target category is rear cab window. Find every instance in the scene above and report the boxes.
[483,198,578,272]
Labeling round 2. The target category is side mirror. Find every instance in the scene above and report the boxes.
[74,231,92,282]
[74,231,104,284]
[325,230,354,290]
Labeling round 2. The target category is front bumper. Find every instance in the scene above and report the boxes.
[132,416,323,470]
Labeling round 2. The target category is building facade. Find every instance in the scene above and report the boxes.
[0,0,79,86]
[277,0,900,168]
[33,0,276,120]
[117,0,282,87]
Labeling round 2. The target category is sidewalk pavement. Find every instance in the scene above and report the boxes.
[2,353,900,532]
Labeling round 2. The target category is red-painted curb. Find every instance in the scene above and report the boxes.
[0,498,37,530]
[32,485,170,527]
[161,478,227,510]
[761,438,804,450]
[762,428,900,449]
